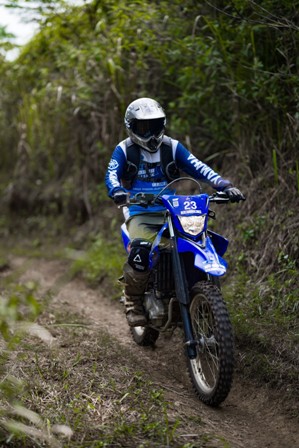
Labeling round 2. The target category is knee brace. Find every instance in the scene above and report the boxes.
[128,238,152,272]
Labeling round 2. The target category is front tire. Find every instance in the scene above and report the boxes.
[187,281,234,406]
[130,326,159,346]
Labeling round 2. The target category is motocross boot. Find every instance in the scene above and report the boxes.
[122,262,149,327]
[123,294,147,327]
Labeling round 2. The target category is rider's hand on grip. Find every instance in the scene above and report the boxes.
[113,191,130,206]
[223,186,245,203]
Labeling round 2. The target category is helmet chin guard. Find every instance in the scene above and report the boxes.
[127,130,164,153]
[124,98,166,153]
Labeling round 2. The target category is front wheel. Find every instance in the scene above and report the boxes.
[187,281,234,406]
[130,326,159,346]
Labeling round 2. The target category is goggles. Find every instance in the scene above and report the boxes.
[133,118,165,139]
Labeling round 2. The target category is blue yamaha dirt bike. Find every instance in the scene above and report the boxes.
[120,178,239,406]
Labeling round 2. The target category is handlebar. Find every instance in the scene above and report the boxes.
[119,191,230,208]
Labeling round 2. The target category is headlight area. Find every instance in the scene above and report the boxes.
[178,215,206,236]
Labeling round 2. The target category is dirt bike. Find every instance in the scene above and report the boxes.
[120,178,240,406]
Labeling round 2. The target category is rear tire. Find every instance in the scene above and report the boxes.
[187,281,234,406]
[130,326,159,346]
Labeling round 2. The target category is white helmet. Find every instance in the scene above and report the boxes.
[124,98,166,153]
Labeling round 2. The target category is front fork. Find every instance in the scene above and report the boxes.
[168,216,197,359]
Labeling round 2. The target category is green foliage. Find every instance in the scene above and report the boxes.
[71,233,125,287]
[0,20,16,55]
[0,0,297,408]
[0,0,297,219]
[272,149,279,184]
[237,214,267,243]
[226,261,298,321]
[0,282,40,342]
[0,280,73,446]
[7,306,219,448]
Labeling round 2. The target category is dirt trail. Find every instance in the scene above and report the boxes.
[13,257,299,448]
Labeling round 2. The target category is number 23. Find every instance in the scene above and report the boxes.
[184,201,197,210]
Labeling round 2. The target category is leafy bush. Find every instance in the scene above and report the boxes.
[72,234,125,289]
[1,0,298,215]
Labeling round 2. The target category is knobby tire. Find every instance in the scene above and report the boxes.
[187,281,234,406]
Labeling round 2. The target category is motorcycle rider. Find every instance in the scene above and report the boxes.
[105,97,245,327]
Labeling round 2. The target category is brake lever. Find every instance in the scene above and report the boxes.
[209,192,230,203]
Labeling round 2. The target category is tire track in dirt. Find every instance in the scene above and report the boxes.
[14,257,299,448]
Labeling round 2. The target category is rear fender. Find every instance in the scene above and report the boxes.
[177,236,227,276]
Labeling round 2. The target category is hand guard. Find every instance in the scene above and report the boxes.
[224,186,245,203]
[113,191,130,206]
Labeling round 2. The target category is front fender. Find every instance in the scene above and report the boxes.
[177,235,227,276]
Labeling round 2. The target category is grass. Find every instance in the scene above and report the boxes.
[69,215,299,417]
[0,207,298,444]
[0,246,229,448]
[222,258,299,416]
[1,307,227,448]
[70,212,299,414]
[71,233,125,291]
[272,149,279,185]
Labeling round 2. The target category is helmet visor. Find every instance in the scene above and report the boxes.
[133,118,165,139]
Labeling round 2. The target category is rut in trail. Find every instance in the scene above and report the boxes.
[14,257,299,448]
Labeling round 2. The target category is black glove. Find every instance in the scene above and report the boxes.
[223,186,245,203]
[113,191,129,206]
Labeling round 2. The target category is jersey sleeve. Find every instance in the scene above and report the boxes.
[105,145,128,198]
[175,142,232,190]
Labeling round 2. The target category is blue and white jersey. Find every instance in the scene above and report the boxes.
[105,136,231,218]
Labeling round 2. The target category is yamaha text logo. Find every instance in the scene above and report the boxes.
[108,159,119,170]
